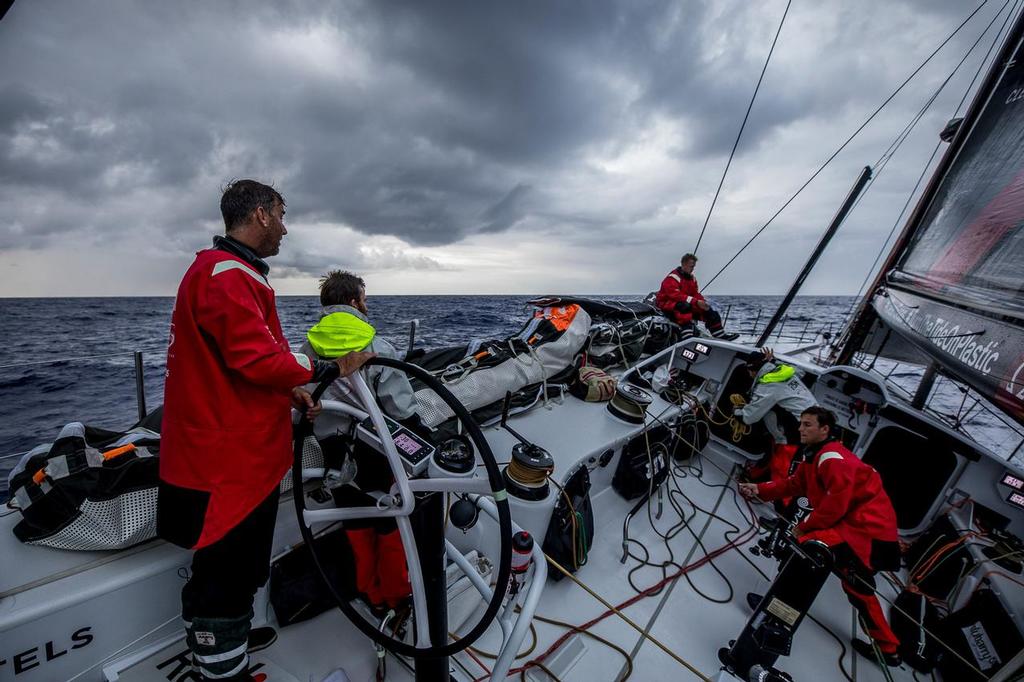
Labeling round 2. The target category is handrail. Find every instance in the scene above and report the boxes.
[0,346,166,371]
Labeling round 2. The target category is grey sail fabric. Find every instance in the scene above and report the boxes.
[414,307,591,427]
[861,30,1024,425]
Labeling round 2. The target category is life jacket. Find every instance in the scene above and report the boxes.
[759,363,795,384]
[533,305,578,333]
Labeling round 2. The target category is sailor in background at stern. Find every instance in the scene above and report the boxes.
[655,252,738,340]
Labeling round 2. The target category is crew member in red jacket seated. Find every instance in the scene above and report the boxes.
[739,406,903,668]
[655,253,738,340]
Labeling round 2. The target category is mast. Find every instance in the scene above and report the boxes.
[757,166,872,347]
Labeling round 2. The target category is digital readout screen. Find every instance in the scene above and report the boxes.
[681,348,697,362]
[694,343,710,355]
[1000,472,1024,490]
[394,433,423,456]
[1008,491,1024,509]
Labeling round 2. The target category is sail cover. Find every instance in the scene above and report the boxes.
[873,31,1024,423]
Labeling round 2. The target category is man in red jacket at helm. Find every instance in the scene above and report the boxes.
[158,179,373,681]
[655,253,738,340]
[739,406,902,668]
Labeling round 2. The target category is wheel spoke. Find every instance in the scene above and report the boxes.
[396,515,433,647]
[406,477,494,495]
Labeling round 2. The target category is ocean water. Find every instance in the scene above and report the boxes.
[0,294,857,497]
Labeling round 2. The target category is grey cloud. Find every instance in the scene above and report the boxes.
[274,242,447,280]
[480,183,533,234]
[0,0,1009,296]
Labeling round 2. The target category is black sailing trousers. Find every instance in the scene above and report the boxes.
[182,486,280,620]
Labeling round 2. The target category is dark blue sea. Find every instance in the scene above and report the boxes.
[0,295,856,498]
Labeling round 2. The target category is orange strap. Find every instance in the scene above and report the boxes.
[28,442,138,488]
[102,443,137,461]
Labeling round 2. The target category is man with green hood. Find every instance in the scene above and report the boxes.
[302,270,416,423]
[735,349,817,443]
[734,348,818,486]
[301,270,418,609]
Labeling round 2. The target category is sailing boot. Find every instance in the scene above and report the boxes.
[704,309,739,341]
[186,611,254,681]
[852,638,902,667]
[246,626,277,653]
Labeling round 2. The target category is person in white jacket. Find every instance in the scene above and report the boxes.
[734,348,818,445]
[301,271,419,427]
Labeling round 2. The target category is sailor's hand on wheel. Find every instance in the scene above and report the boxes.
[335,350,376,377]
[762,347,776,362]
[738,482,759,500]
[291,387,321,421]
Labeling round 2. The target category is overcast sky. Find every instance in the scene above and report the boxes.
[0,0,1014,297]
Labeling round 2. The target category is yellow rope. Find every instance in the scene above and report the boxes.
[697,400,750,443]
[508,457,553,486]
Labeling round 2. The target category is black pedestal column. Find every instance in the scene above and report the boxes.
[411,491,449,681]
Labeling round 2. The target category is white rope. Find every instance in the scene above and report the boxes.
[66,612,181,682]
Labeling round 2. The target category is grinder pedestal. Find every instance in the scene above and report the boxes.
[719,535,832,680]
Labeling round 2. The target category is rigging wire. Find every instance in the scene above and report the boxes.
[700,0,991,291]
[693,0,792,254]
[542,549,715,682]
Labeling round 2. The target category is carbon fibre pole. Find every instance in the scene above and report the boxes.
[756,166,872,348]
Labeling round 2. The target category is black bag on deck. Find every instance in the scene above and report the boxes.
[935,587,1024,679]
[891,589,940,672]
[542,467,595,580]
[268,526,357,627]
[8,421,161,550]
[612,429,669,500]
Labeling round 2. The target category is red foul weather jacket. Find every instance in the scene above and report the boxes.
[756,440,900,570]
[655,267,705,325]
[159,240,313,549]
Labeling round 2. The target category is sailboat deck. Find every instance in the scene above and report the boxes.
[225,445,915,681]
[2,369,921,682]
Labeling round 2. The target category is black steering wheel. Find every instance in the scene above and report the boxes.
[292,356,513,659]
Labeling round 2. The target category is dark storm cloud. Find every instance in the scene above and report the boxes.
[480,183,533,234]
[0,0,1006,285]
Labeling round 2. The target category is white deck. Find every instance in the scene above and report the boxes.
[186,446,912,682]
[1,367,920,682]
